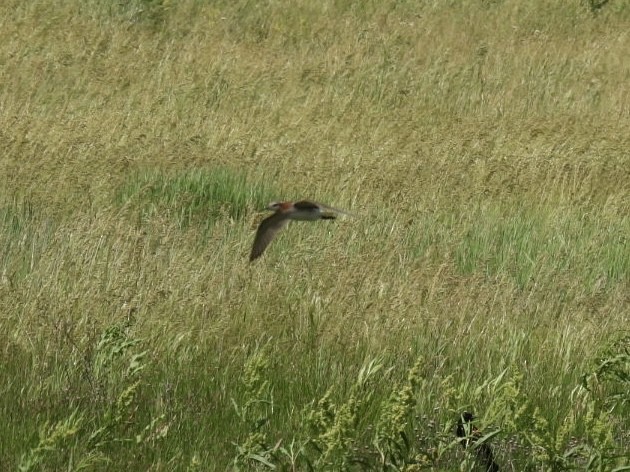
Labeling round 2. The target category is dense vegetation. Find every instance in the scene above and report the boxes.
[1,0,628,470]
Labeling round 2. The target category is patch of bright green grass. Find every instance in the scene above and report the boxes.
[451,204,630,288]
[115,168,275,231]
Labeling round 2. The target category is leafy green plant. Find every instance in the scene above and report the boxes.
[577,335,630,471]
[18,410,98,472]
[85,320,171,455]
[306,357,384,470]
[373,357,423,470]
[17,320,172,470]
[231,344,277,470]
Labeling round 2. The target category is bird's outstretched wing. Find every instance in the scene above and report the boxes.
[249,213,290,261]
[294,200,354,217]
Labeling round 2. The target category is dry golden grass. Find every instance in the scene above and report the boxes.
[1,0,629,469]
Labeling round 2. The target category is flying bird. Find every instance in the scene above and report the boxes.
[249,200,350,262]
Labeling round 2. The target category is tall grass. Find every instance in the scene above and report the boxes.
[1,0,629,470]
[116,168,276,231]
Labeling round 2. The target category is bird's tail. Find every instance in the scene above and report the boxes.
[319,203,355,218]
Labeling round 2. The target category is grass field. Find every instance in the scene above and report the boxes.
[1,0,629,470]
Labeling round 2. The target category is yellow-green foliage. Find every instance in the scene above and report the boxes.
[1,0,629,469]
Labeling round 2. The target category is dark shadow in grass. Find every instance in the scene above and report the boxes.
[115,168,276,232]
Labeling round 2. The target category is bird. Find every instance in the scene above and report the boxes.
[249,200,350,262]
[456,411,500,472]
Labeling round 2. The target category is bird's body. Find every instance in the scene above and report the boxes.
[249,200,349,261]
[456,412,500,472]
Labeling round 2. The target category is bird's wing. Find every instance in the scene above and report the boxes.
[293,200,321,210]
[294,200,354,217]
[249,213,290,261]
